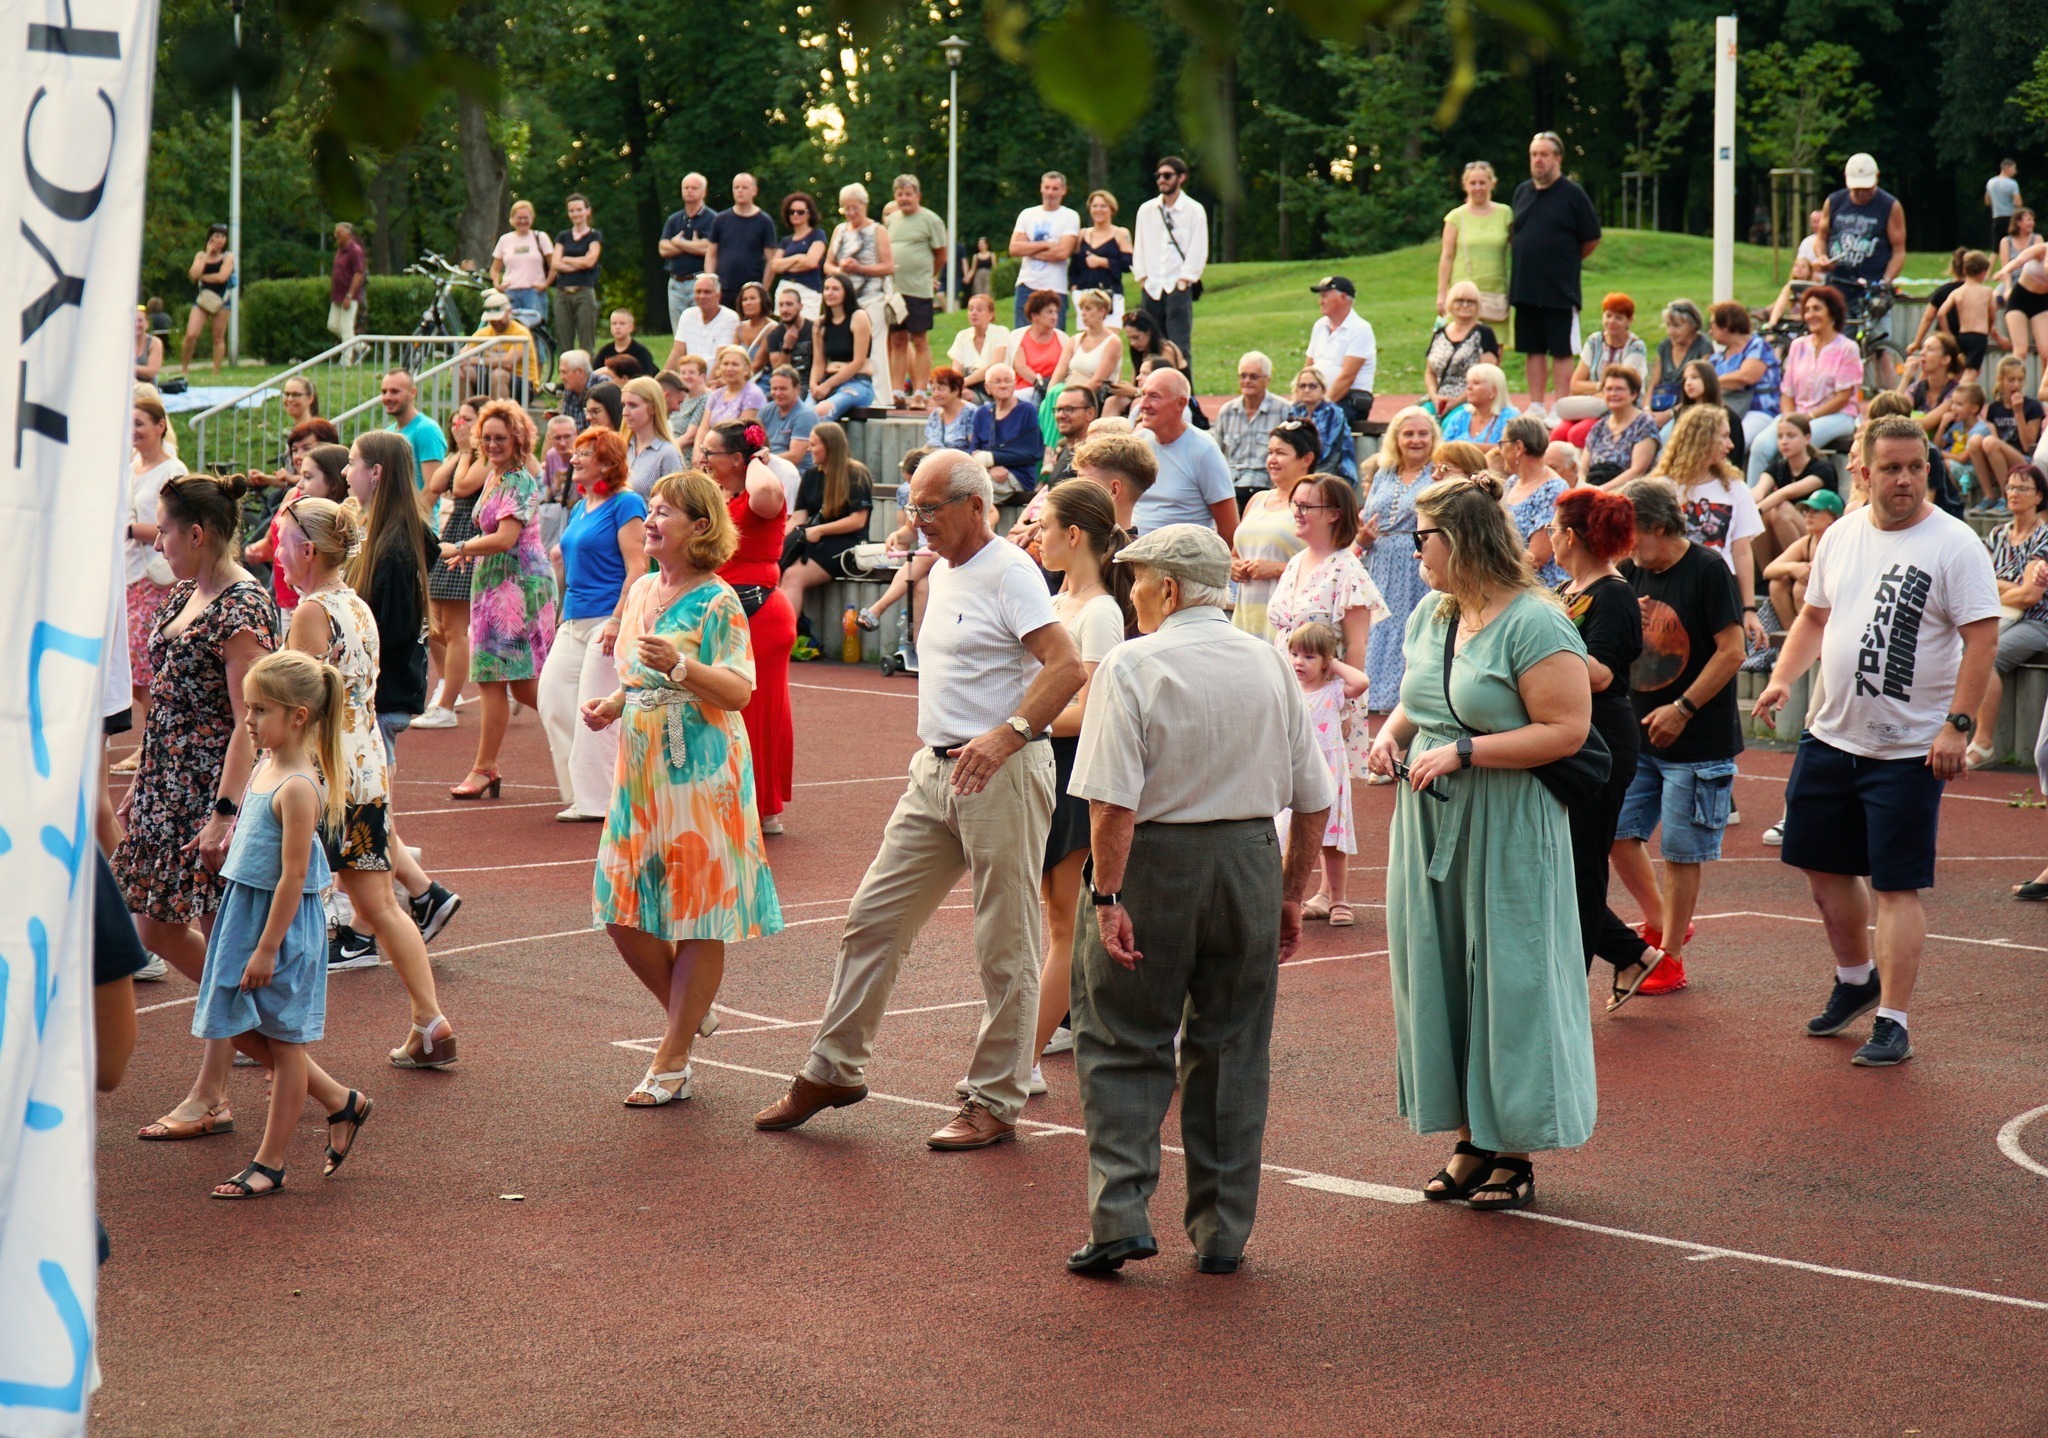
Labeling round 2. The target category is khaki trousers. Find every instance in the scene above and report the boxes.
[1072,818,1282,1258]
[803,742,1055,1122]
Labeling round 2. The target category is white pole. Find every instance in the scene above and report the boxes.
[229,2,243,363]
[946,66,959,313]
[1712,15,1737,304]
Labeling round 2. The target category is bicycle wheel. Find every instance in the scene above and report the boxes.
[1863,339,1905,394]
[528,322,558,386]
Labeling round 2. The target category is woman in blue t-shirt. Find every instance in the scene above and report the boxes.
[539,427,648,822]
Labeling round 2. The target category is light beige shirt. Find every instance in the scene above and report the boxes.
[1071,606,1334,824]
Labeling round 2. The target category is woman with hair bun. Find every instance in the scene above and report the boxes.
[1549,486,1660,1006]
[118,472,281,1140]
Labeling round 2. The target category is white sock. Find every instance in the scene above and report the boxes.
[1836,962,1874,985]
[1876,1006,1908,1029]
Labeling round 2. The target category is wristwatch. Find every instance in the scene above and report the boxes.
[1005,715,1033,742]
[1090,883,1122,908]
[668,658,689,685]
[1455,736,1474,768]
[1674,695,1699,719]
[1945,712,1976,734]
[212,796,238,818]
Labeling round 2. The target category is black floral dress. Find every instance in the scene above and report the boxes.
[113,578,279,923]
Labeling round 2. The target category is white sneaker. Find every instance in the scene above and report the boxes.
[1761,820,1784,847]
[135,954,168,981]
[1026,1064,1048,1097]
[1727,808,1742,827]
[411,706,457,729]
[1041,1026,1074,1056]
[760,813,784,836]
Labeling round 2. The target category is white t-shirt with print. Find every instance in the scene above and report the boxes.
[917,536,1060,747]
[1677,475,1764,574]
[1012,206,1081,294]
[1805,506,2002,760]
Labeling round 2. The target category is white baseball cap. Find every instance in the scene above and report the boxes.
[1844,153,1879,188]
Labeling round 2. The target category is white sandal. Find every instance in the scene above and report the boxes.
[389,1016,458,1069]
[1966,742,1997,770]
[625,1066,693,1106]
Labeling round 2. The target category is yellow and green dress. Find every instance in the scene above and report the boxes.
[594,572,784,941]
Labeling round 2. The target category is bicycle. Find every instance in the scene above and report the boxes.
[402,250,559,393]
[1760,274,1905,396]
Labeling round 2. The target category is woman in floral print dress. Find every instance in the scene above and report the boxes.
[586,471,783,1107]
[444,399,558,799]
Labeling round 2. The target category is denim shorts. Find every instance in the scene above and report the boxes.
[376,711,411,768]
[1614,752,1738,863]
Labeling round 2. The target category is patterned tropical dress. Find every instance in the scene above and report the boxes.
[1267,547,1389,777]
[468,465,557,682]
[1359,465,1432,712]
[300,584,391,870]
[594,573,785,942]
[113,578,279,923]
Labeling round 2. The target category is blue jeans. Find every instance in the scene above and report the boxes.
[1013,283,1070,331]
[1746,411,1856,484]
[376,711,411,768]
[506,288,547,326]
[667,276,694,331]
[1616,752,1738,864]
[813,373,875,422]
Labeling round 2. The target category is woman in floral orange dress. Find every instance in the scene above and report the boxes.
[584,470,784,1107]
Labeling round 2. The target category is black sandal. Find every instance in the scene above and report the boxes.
[1467,1157,1535,1212]
[211,1160,286,1200]
[2015,881,2048,901]
[324,1091,374,1177]
[1606,950,1666,1013]
[1422,1141,1497,1201]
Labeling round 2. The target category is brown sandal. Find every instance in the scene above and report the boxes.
[138,1103,233,1141]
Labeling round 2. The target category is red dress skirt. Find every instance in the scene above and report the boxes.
[723,480,795,818]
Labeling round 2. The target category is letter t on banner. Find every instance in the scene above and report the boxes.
[0,0,162,1430]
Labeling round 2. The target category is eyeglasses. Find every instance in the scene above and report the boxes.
[1238,372,1265,381]
[1391,757,1451,802]
[904,494,970,522]
[1291,502,1337,516]
[1053,404,1091,416]
[1410,527,1443,551]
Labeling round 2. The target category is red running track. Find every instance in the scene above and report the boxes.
[94,668,2048,1435]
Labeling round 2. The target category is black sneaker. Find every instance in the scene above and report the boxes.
[1806,974,1883,1036]
[328,925,380,971]
[408,882,462,943]
[1851,1016,1914,1066]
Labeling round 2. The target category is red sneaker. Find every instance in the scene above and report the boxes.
[1635,952,1689,996]
[1635,920,1697,951]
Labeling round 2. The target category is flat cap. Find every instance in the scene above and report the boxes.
[1113,523,1231,588]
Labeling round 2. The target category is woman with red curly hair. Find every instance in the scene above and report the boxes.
[540,427,648,820]
[1549,485,1659,1007]
[443,398,557,798]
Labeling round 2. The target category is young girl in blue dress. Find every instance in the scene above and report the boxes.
[196,649,372,1198]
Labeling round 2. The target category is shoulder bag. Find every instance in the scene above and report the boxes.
[1158,207,1204,302]
[1440,616,1609,808]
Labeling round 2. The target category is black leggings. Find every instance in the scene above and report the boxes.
[1567,718,1649,974]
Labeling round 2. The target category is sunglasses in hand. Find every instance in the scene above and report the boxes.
[1391,757,1452,802]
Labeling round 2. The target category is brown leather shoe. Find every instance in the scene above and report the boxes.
[753,1074,868,1131]
[926,1099,1016,1150]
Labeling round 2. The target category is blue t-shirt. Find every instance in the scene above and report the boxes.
[1132,427,1234,533]
[559,490,648,621]
[390,412,448,483]
[759,399,818,457]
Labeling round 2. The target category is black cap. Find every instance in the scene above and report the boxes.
[1310,276,1355,297]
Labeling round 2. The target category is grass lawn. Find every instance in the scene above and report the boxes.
[160,231,1920,463]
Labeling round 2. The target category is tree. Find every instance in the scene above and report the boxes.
[1740,40,1871,217]
[1619,20,1713,180]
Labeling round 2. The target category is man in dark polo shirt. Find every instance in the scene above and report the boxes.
[1509,131,1601,426]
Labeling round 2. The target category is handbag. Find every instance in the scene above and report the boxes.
[1439,616,1610,808]
[882,277,909,327]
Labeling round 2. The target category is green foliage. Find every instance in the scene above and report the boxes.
[242,276,438,364]
[2018,51,2048,130]
[1619,19,1713,176]
[1739,41,1872,179]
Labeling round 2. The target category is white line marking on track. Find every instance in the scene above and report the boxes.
[788,681,917,700]
[435,858,590,875]
[136,995,197,1016]
[795,775,909,788]
[395,778,559,793]
[1695,909,2048,955]
[1996,1104,2048,1180]
[432,926,602,957]
[1287,1174,1423,1204]
[405,800,564,817]
[1732,770,2032,807]
[1281,949,1386,968]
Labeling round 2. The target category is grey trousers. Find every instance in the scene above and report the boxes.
[555,286,599,355]
[1071,818,1281,1257]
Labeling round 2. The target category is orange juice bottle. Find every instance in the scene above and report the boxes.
[842,605,862,663]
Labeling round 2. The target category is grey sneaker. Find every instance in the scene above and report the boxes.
[135,954,169,982]
[1807,973,1883,1036]
[1851,1016,1914,1066]
[1041,1025,1075,1056]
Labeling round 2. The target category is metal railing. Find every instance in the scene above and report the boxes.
[190,333,538,476]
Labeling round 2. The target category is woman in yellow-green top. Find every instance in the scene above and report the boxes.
[1228,418,1317,639]
[1436,162,1510,322]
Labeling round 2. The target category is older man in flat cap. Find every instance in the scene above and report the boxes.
[1063,524,1332,1278]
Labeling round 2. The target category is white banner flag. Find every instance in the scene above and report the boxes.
[0,0,160,1431]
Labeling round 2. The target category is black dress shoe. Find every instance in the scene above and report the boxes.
[1066,1235,1158,1274]
[1194,1253,1241,1275]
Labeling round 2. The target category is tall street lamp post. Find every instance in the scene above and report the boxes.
[940,33,967,312]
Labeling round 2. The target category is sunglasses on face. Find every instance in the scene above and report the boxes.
[1410,527,1443,552]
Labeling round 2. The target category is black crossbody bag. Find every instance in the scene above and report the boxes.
[1440,619,1610,808]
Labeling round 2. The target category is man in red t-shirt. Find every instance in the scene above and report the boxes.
[328,223,366,346]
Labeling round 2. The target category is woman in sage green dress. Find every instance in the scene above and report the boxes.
[1365,473,1598,1212]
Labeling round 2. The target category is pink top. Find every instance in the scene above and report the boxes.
[1782,333,1863,418]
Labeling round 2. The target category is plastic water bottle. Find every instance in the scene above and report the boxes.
[842,606,863,663]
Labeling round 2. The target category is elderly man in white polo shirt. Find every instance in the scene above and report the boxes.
[755,450,1085,1149]
[663,273,739,373]
[1063,524,1331,1278]
[1307,276,1377,428]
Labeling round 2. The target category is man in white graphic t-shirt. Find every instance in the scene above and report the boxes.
[1009,171,1082,331]
[1753,416,2000,1068]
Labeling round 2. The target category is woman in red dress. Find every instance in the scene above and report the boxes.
[701,419,796,833]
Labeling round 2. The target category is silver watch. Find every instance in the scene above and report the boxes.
[1006,715,1032,741]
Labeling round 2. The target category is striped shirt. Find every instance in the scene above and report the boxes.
[1988,520,2048,623]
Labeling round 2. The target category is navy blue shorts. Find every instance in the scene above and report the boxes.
[1779,734,1944,892]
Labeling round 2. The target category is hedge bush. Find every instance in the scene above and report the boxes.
[241,275,444,365]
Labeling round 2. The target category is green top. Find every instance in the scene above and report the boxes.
[885,206,949,301]
[1444,203,1511,296]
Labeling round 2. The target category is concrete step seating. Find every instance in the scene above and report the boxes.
[1737,663,2048,769]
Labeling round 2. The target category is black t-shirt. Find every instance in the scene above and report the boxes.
[659,206,714,280]
[600,338,657,375]
[1558,575,1642,742]
[1766,450,1839,495]
[708,209,779,292]
[766,321,812,382]
[795,464,873,524]
[551,228,602,289]
[1989,396,2044,448]
[1508,178,1602,310]
[367,529,435,717]
[1622,544,1744,763]
[94,849,148,986]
